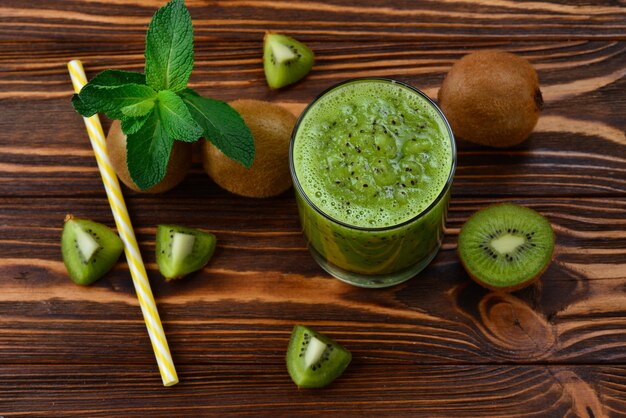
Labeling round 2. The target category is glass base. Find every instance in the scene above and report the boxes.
[308,243,441,288]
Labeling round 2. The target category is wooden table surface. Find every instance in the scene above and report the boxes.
[2,0,626,416]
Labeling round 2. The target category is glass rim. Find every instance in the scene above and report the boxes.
[289,77,457,232]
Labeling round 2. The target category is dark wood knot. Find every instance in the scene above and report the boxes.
[479,292,556,358]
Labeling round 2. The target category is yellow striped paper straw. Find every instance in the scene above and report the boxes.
[67,59,179,387]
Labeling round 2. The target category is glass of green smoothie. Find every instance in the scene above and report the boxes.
[290,78,456,288]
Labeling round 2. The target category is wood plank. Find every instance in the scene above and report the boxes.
[0,364,622,416]
[1,40,625,197]
[0,196,624,366]
[3,40,625,102]
[2,0,626,42]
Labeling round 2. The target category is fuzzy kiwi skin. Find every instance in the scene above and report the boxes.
[438,50,543,148]
[457,204,556,293]
[107,120,193,193]
[202,99,296,198]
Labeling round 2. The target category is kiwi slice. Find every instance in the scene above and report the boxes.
[286,325,351,388]
[263,32,314,89]
[61,215,124,285]
[458,204,555,291]
[156,225,216,280]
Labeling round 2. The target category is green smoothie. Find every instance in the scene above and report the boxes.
[290,78,455,287]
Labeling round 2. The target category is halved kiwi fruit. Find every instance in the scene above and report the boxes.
[263,32,314,89]
[61,215,124,285]
[438,50,542,147]
[458,204,555,292]
[286,325,352,388]
[156,224,216,281]
[107,120,192,193]
[202,99,296,198]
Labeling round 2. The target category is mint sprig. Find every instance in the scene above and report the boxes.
[72,0,254,190]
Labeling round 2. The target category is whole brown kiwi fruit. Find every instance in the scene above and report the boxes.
[438,50,543,147]
[202,99,296,198]
[107,120,192,193]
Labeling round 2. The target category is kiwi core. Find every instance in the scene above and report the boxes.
[171,232,195,264]
[293,79,452,228]
[271,42,297,63]
[491,234,525,254]
[305,336,327,368]
[74,223,101,262]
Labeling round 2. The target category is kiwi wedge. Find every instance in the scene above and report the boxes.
[61,215,124,285]
[286,325,352,388]
[263,32,314,89]
[107,120,192,193]
[202,99,296,198]
[438,50,542,147]
[156,225,216,281]
[458,204,555,292]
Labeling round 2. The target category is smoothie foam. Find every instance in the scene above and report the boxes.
[293,80,452,228]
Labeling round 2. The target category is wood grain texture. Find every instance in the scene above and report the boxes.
[2,0,626,42]
[1,364,622,417]
[1,0,626,415]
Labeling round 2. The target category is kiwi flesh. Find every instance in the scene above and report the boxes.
[202,99,296,198]
[438,50,542,147]
[156,224,216,281]
[263,32,314,89]
[286,325,351,388]
[107,120,192,193]
[458,204,555,292]
[61,215,124,285]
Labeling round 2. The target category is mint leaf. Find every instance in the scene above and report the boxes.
[121,113,150,135]
[145,0,193,92]
[89,69,146,87]
[121,97,157,117]
[71,94,94,116]
[180,89,255,168]
[71,70,147,117]
[157,90,202,142]
[78,83,157,119]
[126,109,173,190]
